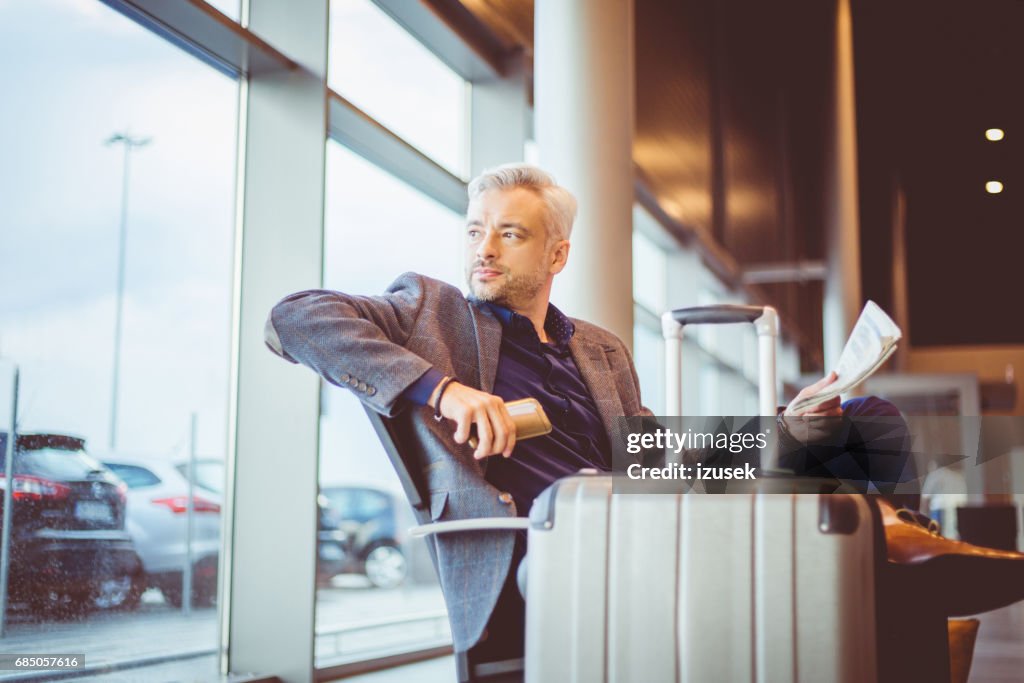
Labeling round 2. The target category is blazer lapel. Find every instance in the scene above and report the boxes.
[568,334,627,456]
[468,301,502,393]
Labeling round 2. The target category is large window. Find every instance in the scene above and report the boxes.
[632,204,787,418]
[315,142,464,667]
[0,0,237,676]
[329,0,470,179]
[632,225,669,414]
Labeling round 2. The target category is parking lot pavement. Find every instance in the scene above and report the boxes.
[0,581,448,680]
[0,591,217,681]
[316,578,449,665]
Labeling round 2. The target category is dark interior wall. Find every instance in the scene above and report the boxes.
[851,0,895,319]
[853,0,1024,346]
[643,0,1024,355]
[715,0,785,264]
[712,0,833,369]
[636,0,835,370]
[634,0,715,234]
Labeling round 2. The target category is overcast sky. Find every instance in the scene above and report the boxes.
[0,0,466,488]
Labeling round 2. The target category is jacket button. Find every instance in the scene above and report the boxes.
[340,373,350,382]
[348,377,358,387]
[498,492,513,505]
[367,386,376,396]
[357,381,367,392]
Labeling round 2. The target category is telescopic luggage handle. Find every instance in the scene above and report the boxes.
[661,304,779,417]
[669,304,771,327]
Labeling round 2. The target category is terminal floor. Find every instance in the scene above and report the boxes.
[344,600,1024,683]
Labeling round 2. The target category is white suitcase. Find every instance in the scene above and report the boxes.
[523,305,879,681]
[523,474,879,683]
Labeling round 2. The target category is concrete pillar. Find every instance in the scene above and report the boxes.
[822,0,863,371]
[225,0,327,680]
[535,0,636,347]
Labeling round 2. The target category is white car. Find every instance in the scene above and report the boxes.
[101,457,223,607]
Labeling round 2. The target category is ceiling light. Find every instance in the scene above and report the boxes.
[985,128,1005,141]
[986,181,1004,194]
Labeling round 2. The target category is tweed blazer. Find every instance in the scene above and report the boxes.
[264,272,650,652]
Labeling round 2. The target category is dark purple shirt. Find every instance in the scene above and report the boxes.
[404,302,611,516]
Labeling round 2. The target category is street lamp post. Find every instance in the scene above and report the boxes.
[105,132,151,452]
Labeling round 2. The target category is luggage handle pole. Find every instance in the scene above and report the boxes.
[663,305,780,467]
[665,305,778,414]
[752,307,778,416]
[661,312,684,417]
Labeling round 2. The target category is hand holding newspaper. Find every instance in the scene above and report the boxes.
[790,301,902,413]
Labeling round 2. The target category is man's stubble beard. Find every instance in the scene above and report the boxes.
[467,260,549,310]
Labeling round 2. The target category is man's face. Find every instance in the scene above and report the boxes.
[464,187,564,309]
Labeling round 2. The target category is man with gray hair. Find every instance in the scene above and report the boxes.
[265,162,843,676]
[265,162,642,673]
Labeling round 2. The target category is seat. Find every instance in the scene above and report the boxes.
[361,407,524,682]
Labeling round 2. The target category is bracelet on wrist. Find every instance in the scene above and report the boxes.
[433,376,457,421]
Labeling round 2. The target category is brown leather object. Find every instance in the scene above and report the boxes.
[948,619,980,683]
[880,499,1024,615]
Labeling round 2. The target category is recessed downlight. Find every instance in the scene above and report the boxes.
[986,181,1004,194]
[985,128,1005,141]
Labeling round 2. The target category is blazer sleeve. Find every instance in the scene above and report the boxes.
[264,272,437,417]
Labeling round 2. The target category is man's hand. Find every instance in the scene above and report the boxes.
[436,382,517,459]
[784,371,843,417]
[779,371,844,447]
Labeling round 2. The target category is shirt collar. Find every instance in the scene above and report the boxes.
[485,302,576,348]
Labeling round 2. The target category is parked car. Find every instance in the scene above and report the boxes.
[320,485,409,588]
[100,456,221,607]
[101,457,349,602]
[0,432,143,614]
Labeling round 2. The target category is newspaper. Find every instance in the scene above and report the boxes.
[790,300,902,412]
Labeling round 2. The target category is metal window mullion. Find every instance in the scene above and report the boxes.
[371,0,506,81]
[98,0,295,77]
[328,92,468,214]
[225,1,329,681]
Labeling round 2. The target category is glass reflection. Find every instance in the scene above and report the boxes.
[315,143,460,666]
[0,0,237,675]
[329,0,470,178]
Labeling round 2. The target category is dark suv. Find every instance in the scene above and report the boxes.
[0,432,143,614]
[320,486,408,588]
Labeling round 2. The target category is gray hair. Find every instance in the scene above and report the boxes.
[467,163,578,243]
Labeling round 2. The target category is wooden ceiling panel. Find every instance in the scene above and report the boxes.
[634,0,716,235]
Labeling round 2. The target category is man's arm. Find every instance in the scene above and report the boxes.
[265,272,435,418]
[266,272,517,457]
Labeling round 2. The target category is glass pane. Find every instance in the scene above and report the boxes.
[632,229,667,315]
[633,324,665,415]
[184,461,226,495]
[202,0,240,22]
[105,464,163,489]
[316,142,462,667]
[699,363,721,415]
[323,142,464,292]
[0,0,237,676]
[632,205,669,315]
[329,0,469,178]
